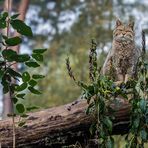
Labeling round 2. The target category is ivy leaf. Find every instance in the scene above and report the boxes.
[22,71,30,82]
[28,86,42,95]
[25,61,40,68]
[32,53,43,62]
[16,54,30,62]
[5,36,22,46]
[33,48,47,54]
[16,103,25,113]
[15,82,27,91]
[11,13,20,19]
[10,19,33,37]
[32,74,45,79]
[28,79,37,87]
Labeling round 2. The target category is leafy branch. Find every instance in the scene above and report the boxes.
[0,9,46,148]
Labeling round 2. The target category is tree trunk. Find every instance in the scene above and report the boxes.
[2,0,13,119]
[2,0,30,118]
[0,99,131,147]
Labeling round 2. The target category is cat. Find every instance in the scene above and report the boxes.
[102,19,141,84]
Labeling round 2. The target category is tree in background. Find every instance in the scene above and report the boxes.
[2,0,30,118]
[1,0,147,108]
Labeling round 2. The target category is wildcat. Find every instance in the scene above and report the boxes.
[102,19,141,84]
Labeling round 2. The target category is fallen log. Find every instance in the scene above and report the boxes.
[0,99,131,147]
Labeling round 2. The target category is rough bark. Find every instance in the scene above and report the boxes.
[0,99,131,147]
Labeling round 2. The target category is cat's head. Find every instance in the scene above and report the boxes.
[113,19,135,43]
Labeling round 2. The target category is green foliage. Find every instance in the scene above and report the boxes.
[0,11,46,123]
[66,39,148,147]
[124,55,148,147]
[10,19,33,37]
[66,40,115,146]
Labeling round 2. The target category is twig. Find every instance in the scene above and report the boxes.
[66,57,76,82]
[142,30,145,58]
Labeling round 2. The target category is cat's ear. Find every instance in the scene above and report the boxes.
[128,22,134,30]
[116,19,122,27]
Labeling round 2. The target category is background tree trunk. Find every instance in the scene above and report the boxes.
[2,0,30,118]
[0,99,131,147]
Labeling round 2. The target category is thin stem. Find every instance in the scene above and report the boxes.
[12,115,15,148]
[6,0,11,38]
[6,0,15,147]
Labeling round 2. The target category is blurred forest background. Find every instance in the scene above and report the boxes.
[0,0,148,114]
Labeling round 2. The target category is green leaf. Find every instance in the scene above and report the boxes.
[11,13,20,19]
[2,49,17,61]
[0,19,6,28]
[140,129,147,141]
[1,77,10,94]
[2,12,8,19]
[133,117,140,129]
[85,102,94,114]
[28,79,37,87]
[139,99,146,113]
[26,106,39,111]
[10,19,33,37]
[15,82,27,91]
[18,121,26,127]
[32,74,45,79]
[106,137,114,148]
[77,81,88,90]
[22,72,30,82]
[28,86,42,95]
[16,103,25,113]
[32,53,43,62]
[20,114,29,118]
[1,74,11,94]
[5,36,22,46]
[7,68,22,78]
[16,93,25,99]
[25,61,40,68]
[103,117,113,132]
[0,69,5,79]
[33,48,47,54]
[16,54,30,62]
[89,123,97,135]
[12,97,18,104]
